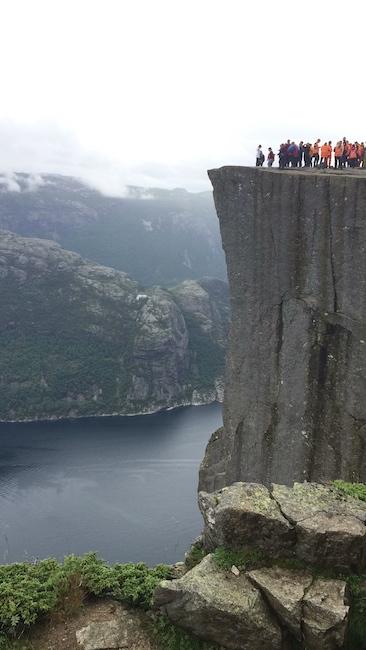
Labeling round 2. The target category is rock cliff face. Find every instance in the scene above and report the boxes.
[0,230,228,421]
[200,167,366,491]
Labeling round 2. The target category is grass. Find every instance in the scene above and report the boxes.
[212,547,265,572]
[184,546,206,571]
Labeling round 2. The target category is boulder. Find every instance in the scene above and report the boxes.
[76,619,127,649]
[199,482,294,555]
[272,483,366,570]
[75,602,156,650]
[248,566,312,639]
[154,554,282,650]
[303,578,349,650]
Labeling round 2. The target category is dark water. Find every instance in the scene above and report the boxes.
[0,404,222,566]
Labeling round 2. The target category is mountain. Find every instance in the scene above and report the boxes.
[0,173,226,286]
[0,231,229,421]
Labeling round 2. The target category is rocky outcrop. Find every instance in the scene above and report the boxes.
[0,230,228,421]
[154,554,349,650]
[200,166,366,490]
[199,481,366,571]
[152,480,366,649]
[154,554,282,650]
[75,601,157,650]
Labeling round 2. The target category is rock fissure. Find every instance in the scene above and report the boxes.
[327,178,339,314]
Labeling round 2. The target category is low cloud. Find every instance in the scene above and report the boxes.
[0,121,214,195]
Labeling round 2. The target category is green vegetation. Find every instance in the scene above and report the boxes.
[345,575,366,650]
[153,616,221,650]
[212,547,265,571]
[333,480,366,503]
[0,553,225,649]
[184,546,207,570]
[0,553,171,639]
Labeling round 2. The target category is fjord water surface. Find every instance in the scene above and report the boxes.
[0,404,222,565]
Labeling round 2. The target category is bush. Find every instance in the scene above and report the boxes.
[0,553,171,637]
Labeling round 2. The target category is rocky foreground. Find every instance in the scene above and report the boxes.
[154,481,366,650]
[0,230,228,420]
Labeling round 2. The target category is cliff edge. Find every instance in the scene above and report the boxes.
[200,166,366,490]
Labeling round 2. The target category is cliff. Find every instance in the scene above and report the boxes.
[0,231,228,421]
[200,166,366,490]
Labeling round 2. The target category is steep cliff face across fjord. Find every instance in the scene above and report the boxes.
[0,231,228,421]
[200,166,366,491]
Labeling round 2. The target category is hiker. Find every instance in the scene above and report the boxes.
[312,139,321,167]
[278,144,287,169]
[267,147,275,167]
[256,145,264,166]
[320,142,331,168]
[348,144,357,168]
[298,141,304,167]
[334,141,343,169]
[288,141,299,167]
[303,143,312,167]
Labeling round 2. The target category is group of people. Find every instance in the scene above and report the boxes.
[255,139,366,170]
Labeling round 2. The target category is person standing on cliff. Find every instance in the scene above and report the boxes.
[267,147,275,167]
[312,139,321,167]
[256,145,264,166]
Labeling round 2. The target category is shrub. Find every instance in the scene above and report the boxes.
[185,546,206,570]
[0,553,171,637]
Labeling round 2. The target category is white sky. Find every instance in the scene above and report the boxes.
[0,0,365,193]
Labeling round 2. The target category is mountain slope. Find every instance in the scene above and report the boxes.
[0,231,229,421]
[0,173,226,286]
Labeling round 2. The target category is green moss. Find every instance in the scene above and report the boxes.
[185,547,206,571]
[153,615,222,650]
[212,547,265,572]
[333,480,366,502]
[344,575,366,649]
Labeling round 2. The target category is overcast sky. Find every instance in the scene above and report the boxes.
[0,0,365,194]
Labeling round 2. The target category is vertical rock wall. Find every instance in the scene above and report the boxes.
[200,166,366,490]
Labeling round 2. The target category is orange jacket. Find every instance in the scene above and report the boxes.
[313,142,320,154]
[321,144,331,158]
[334,145,343,158]
[349,147,357,159]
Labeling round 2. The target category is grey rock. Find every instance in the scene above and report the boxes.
[199,482,294,555]
[200,166,366,489]
[303,578,349,650]
[296,511,366,571]
[76,618,128,649]
[272,482,366,570]
[154,554,282,650]
[248,566,313,639]
[75,602,157,650]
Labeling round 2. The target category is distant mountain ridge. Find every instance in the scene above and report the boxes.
[0,230,229,421]
[0,172,226,286]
